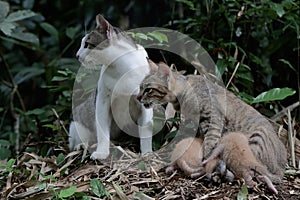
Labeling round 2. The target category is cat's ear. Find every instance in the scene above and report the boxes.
[147,58,158,73]
[158,62,171,76]
[158,62,175,89]
[96,14,114,39]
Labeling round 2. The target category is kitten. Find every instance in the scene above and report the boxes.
[165,137,205,177]
[70,14,153,160]
[166,137,232,180]
[137,60,287,182]
[202,132,278,194]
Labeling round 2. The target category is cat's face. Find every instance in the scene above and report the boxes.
[76,14,137,68]
[137,81,169,108]
[76,30,108,67]
[137,61,174,108]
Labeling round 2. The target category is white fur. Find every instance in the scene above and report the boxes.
[69,121,97,152]
[71,33,153,160]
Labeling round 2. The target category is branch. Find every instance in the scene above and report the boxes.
[226,62,240,89]
[0,50,26,113]
[287,108,296,168]
[271,101,300,121]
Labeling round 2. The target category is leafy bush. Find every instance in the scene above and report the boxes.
[171,0,299,102]
[0,0,298,161]
[0,0,79,159]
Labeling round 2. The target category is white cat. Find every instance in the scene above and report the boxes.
[69,14,153,160]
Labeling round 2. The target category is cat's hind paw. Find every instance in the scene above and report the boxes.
[90,151,109,160]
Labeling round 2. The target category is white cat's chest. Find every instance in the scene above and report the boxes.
[77,35,149,95]
[100,47,149,95]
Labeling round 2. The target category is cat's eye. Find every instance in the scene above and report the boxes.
[145,88,153,95]
[84,41,97,49]
[84,42,88,48]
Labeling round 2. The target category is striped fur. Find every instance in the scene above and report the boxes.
[137,61,287,182]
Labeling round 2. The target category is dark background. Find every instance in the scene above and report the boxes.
[0,0,299,159]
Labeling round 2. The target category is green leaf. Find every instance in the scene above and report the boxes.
[279,59,297,72]
[0,148,11,160]
[56,153,65,166]
[51,76,70,82]
[5,10,36,22]
[0,139,10,147]
[22,0,35,9]
[164,130,178,140]
[216,59,228,77]
[148,31,168,43]
[66,26,79,39]
[36,172,56,181]
[270,2,285,18]
[81,196,92,200]
[0,21,16,36]
[10,27,39,44]
[0,1,9,22]
[176,0,195,10]
[40,22,59,40]
[0,159,14,170]
[13,66,44,84]
[138,161,146,171]
[251,87,296,104]
[26,108,45,115]
[43,124,60,131]
[237,184,248,200]
[166,117,181,122]
[58,186,76,199]
[57,70,69,76]
[135,33,148,40]
[6,158,15,167]
[90,179,110,198]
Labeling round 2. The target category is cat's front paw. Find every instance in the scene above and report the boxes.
[90,151,109,160]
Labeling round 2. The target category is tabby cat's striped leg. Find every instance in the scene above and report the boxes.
[202,130,222,159]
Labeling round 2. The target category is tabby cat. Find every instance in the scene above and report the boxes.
[137,60,287,182]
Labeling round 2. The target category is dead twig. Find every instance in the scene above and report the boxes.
[51,108,69,137]
[287,108,296,168]
[226,62,240,89]
[271,101,300,121]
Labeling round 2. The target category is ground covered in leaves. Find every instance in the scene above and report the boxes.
[1,146,300,200]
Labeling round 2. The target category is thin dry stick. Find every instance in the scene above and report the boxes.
[226,62,240,89]
[271,101,300,121]
[287,108,296,168]
[51,108,69,137]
